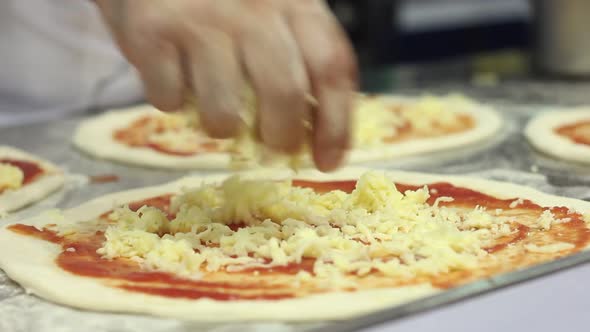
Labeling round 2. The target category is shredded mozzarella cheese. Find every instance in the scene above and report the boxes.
[96,172,536,287]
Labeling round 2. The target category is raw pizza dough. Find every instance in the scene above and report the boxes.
[525,108,590,164]
[0,167,588,321]
[73,95,503,170]
[0,146,65,215]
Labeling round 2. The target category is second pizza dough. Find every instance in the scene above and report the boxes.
[0,146,65,215]
[73,94,503,169]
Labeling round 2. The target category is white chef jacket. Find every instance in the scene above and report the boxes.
[0,0,144,128]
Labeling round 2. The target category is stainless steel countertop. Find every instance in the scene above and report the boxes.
[1,90,590,332]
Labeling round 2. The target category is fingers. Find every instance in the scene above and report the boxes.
[311,87,355,172]
[134,41,185,112]
[98,1,185,112]
[287,2,358,171]
[239,12,311,153]
[182,27,244,139]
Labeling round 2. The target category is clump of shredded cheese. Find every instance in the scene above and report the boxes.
[0,163,24,191]
[403,95,467,132]
[535,210,558,230]
[181,91,306,169]
[352,94,473,147]
[97,172,531,287]
[353,96,404,146]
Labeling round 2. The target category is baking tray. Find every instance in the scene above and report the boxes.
[1,98,590,332]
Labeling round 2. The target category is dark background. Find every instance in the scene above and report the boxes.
[327,0,531,65]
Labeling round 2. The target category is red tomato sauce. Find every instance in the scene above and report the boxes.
[118,285,294,301]
[555,120,590,146]
[145,142,220,157]
[382,111,475,143]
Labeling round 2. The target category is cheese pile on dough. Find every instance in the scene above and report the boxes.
[352,96,403,146]
[0,163,24,191]
[400,95,469,133]
[96,172,537,287]
[353,94,473,146]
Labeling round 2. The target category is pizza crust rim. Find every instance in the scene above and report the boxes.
[525,108,590,164]
[1,167,589,321]
[0,146,65,215]
[72,96,503,170]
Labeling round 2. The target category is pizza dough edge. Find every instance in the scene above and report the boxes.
[1,167,588,322]
[72,96,504,170]
[0,146,65,214]
[525,108,590,164]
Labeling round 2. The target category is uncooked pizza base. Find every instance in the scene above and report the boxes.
[0,146,65,215]
[0,167,588,321]
[73,96,503,170]
[525,109,590,164]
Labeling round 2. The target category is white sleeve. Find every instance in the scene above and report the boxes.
[0,0,143,128]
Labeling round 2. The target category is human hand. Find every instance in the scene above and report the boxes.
[96,0,357,171]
